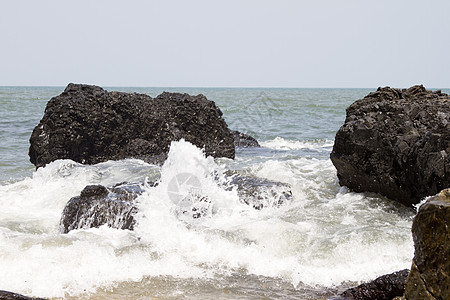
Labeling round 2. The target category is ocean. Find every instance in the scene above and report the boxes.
[1,86,442,299]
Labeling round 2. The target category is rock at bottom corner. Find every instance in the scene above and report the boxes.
[0,290,46,300]
[402,188,450,300]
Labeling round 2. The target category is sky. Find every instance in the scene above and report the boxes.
[1,0,449,88]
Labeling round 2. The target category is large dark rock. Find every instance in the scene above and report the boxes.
[336,269,409,300]
[29,84,235,168]
[0,290,46,300]
[402,189,450,300]
[331,85,450,206]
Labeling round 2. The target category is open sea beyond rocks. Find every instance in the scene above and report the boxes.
[1,86,448,299]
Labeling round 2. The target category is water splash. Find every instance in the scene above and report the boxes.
[0,140,414,298]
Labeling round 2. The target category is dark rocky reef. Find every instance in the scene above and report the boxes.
[400,189,450,300]
[60,175,292,233]
[29,83,236,168]
[231,130,260,148]
[0,290,46,300]
[331,85,450,206]
[336,269,409,300]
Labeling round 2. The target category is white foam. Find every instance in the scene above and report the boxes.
[0,159,158,233]
[260,136,334,151]
[0,140,414,298]
[134,141,413,287]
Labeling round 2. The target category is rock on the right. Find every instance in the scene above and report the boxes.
[331,85,450,206]
[402,189,450,300]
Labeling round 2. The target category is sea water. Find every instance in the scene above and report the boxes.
[1,86,443,299]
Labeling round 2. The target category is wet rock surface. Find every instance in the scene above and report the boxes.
[331,85,450,206]
[402,189,450,300]
[337,269,409,300]
[29,83,235,168]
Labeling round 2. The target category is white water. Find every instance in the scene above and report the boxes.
[0,139,414,299]
[260,137,334,151]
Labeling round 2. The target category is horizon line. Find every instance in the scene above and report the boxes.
[1,84,448,90]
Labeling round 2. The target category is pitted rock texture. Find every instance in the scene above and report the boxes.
[331,85,450,206]
[29,83,235,168]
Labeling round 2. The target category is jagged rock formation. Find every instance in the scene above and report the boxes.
[337,269,409,300]
[401,189,450,300]
[331,85,450,206]
[29,84,235,168]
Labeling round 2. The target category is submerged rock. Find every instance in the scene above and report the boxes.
[29,84,235,168]
[331,85,450,206]
[228,174,291,209]
[170,173,292,221]
[60,175,292,232]
[401,189,450,300]
[231,130,260,148]
[59,183,145,233]
[337,269,409,300]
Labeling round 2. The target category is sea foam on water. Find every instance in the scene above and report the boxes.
[0,84,423,298]
[0,138,414,298]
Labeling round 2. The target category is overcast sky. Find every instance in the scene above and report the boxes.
[1,0,449,88]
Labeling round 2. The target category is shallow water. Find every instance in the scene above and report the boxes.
[0,86,437,299]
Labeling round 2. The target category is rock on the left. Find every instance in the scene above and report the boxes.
[29,83,235,168]
[0,290,46,300]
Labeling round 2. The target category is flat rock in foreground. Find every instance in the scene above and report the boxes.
[29,84,235,168]
[331,85,450,206]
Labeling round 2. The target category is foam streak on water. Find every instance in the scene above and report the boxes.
[0,87,421,299]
